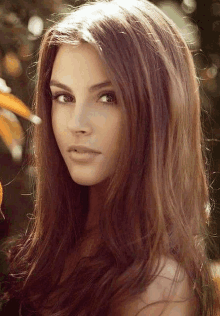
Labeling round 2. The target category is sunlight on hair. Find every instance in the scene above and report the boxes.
[0,0,217,315]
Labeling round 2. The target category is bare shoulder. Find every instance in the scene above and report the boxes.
[113,256,197,316]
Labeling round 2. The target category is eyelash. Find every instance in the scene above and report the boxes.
[51,91,117,105]
[51,93,74,104]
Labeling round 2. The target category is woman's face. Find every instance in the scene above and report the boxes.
[50,43,122,186]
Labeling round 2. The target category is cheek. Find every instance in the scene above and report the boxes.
[51,109,64,147]
[51,106,56,133]
[51,112,58,140]
[105,120,122,157]
[112,117,122,145]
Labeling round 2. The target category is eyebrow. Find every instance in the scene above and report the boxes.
[49,80,112,93]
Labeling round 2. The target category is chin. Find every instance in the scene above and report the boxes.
[66,162,112,187]
[70,174,107,187]
[73,179,97,186]
[69,171,112,187]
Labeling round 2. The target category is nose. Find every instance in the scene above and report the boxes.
[67,101,92,135]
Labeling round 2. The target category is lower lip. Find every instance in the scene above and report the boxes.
[68,150,100,162]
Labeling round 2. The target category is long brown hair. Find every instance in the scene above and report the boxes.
[1,0,218,315]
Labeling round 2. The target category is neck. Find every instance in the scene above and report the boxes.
[86,180,108,232]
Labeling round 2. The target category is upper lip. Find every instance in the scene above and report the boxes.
[67,145,101,154]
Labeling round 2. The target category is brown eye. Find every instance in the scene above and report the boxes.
[99,92,117,104]
[52,93,74,104]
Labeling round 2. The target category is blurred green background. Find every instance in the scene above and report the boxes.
[0,0,220,262]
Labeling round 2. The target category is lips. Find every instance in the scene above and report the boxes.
[74,149,90,153]
[67,145,101,154]
[74,148,95,154]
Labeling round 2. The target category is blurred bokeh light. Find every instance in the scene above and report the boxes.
[28,15,44,37]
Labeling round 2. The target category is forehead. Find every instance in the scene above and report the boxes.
[51,43,110,86]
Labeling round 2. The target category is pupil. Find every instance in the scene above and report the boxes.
[106,94,114,102]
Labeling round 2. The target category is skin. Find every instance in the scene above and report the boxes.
[50,43,123,230]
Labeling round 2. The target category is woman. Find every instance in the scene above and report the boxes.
[0,0,218,315]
